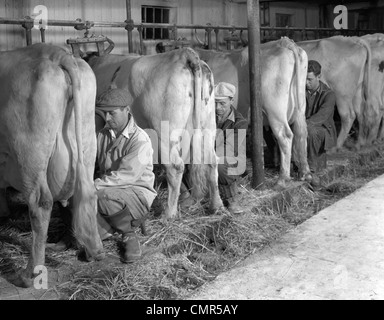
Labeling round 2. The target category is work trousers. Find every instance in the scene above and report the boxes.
[307,124,327,172]
[97,187,150,235]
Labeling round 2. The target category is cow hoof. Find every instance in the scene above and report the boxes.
[273,179,290,191]
[178,193,197,210]
[309,174,322,191]
[159,215,172,224]
[303,173,313,183]
[79,248,105,262]
[11,272,33,288]
[94,251,106,261]
[88,250,105,262]
[208,205,229,216]
[327,147,337,155]
[161,210,178,222]
[46,240,68,252]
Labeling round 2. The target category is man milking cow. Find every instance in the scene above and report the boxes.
[93,88,157,263]
[48,88,157,263]
[305,60,337,175]
[264,59,336,185]
[179,82,248,214]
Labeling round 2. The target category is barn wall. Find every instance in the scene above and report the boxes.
[268,2,320,41]
[0,0,250,54]
[1,1,382,54]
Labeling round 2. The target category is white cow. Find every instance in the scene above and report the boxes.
[361,34,384,144]
[0,44,104,287]
[297,36,372,150]
[88,48,224,219]
[196,37,311,188]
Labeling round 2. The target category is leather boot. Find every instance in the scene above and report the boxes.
[227,197,244,214]
[178,183,196,209]
[178,190,197,209]
[103,206,142,263]
[122,232,141,263]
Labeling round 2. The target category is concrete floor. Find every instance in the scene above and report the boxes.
[187,174,384,300]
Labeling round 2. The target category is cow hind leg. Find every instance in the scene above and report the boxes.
[377,116,384,142]
[270,122,293,189]
[163,142,184,220]
[206,156,225,214]
[14,181,52,288]
[291,114,311,181]
[335,100,355,152]
[355,93,369,150]
[363,98,381,146]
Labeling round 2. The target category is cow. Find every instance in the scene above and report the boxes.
[87,48,224,220]
[0,43,104,287]
[297,36,372,151]
[195,37,311,188]
[361,34,384,144]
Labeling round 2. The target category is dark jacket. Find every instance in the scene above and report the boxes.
[305,81,337,150]
[216,106,248,167]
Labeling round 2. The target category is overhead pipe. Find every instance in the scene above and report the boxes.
[1,17,383,33]
[1,17,382,47]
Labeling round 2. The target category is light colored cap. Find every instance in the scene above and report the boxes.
[214,82,236,101]
[96,88,133,112]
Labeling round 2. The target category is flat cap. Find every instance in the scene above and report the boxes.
[214,82,236,101]
[96,88,133,112]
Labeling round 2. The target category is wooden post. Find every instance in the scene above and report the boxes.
[138,25,144,55]
[247,0,265,189]
[125,0,133,53]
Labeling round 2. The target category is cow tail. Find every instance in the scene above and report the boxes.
[361,38,371,107]
[282,38,309,176]
[61,55,100,252]
[185,48,207,199]
[360,38,373,134]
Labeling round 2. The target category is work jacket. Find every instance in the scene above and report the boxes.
[305,81,337,150]
[95,115,157,207]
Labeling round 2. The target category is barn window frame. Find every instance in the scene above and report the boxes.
[260,2,270,26]
[275,13,293,27]
[141,5,171,40]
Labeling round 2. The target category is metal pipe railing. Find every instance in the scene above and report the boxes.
[1,16,383,52]
[4,17,384,32]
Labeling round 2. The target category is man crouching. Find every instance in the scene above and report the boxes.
[95,88,157,263]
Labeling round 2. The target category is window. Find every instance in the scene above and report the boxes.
[357,12,369,30]
[142,5,170,40]
[276,13,292,27]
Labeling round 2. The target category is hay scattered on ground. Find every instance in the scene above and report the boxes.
[1,146,384,300]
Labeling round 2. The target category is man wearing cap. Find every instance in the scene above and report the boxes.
[179,82,248,214]
[214,82,248,214]
[95,87,157,263]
